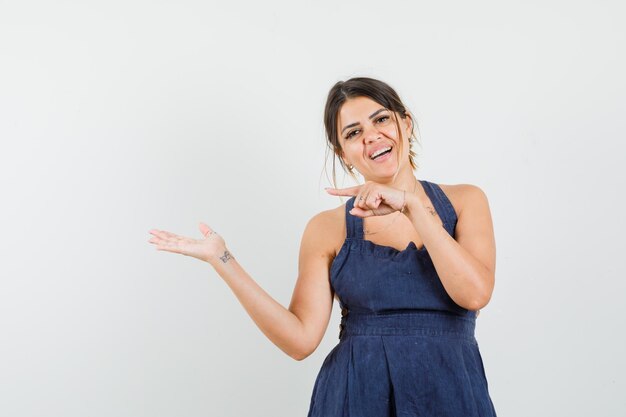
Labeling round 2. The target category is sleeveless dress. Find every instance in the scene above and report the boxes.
[306,180,497,417]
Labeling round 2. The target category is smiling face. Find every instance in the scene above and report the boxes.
[337,96,413,182]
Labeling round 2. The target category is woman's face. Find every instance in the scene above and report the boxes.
[337,96,412,181]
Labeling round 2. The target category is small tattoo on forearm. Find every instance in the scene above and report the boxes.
[425,206,438,217]
[219,250,234,263]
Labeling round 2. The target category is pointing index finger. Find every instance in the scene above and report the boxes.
[325,185,361,196]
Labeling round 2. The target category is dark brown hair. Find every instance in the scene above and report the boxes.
[323,77,420,188]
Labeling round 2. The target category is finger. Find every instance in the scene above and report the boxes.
[358,193,370,210]
[353,186,366,209]
[349,206,376,218]
[325,185,361,196]
[148,234,168,242]
[155,242,185,255]
[366,192,382,210]
[362,190,375,208]
[150,229,178,239]
[150,235,174,250]
[150,232,188,249]
[158,237,193,254]
[358,190,376,210]
[198,222,214,238]
[148,233,167,245]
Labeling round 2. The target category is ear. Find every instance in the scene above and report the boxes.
[338,149,347,164]
[404,112,413,135]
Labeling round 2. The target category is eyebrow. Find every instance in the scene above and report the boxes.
[341,108,389,134]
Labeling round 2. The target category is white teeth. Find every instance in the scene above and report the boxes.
[371,146,392,159]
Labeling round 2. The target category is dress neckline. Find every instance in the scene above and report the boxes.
[345,179,456,251]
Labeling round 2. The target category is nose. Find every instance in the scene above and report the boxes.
[363,123,382,144]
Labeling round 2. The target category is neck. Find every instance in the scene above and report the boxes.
[363,167,419,192]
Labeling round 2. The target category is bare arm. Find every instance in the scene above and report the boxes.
[403,184,496,310]
[149,213,336,361]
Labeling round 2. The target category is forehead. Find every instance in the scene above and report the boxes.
[338,96,387,128]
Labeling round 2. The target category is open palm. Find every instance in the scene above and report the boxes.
[148,222,225,263]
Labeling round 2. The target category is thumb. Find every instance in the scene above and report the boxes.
[198,222,212,237]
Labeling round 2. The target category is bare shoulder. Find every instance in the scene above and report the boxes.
[438,183,490,219]
[304,203,346,258]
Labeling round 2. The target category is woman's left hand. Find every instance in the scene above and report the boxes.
[325,181,406,218]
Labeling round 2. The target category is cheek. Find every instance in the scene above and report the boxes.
[381,124,400,140]
[337,142,350,157]
[343,143,361,157]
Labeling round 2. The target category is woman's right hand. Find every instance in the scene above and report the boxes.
[148,222,227,264]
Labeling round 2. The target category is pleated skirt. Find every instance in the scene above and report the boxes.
[306,311,497,417]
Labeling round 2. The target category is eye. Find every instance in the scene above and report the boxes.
[376,115,389,123]
[345,129,360,140]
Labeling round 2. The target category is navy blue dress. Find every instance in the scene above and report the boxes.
[306,180,497,417]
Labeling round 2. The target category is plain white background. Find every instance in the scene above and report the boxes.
[1,0,624,416]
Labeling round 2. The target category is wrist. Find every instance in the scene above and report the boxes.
[207,247,235,266]
[402,192,418,216]
[402,192,431,219]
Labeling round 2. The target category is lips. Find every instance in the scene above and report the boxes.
[369,145,393,160]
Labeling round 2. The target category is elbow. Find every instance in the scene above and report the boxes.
[288,340,317,361]
[467,291,493,311]
[289,346,315,362]
[290,352,309,362]
[467,299,487,312]
[467,271,495,311]
[285,318,323,361]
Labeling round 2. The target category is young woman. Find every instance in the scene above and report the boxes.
[148,77,497,416]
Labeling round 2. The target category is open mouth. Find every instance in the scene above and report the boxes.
[370,146,393,160]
